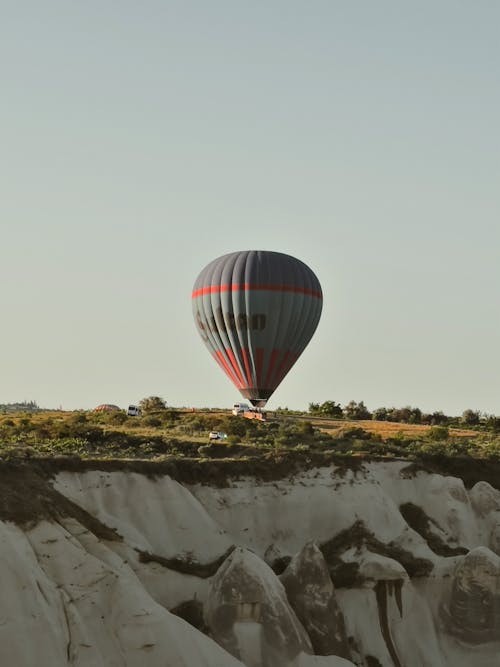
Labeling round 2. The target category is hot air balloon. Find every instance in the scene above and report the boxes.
[192,250,323,407]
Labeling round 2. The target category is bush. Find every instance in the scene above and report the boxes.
[343,401,371,420]
[142,416,162,428]
[428,426,449,441]
[309,401,343,418]
[139,396,167,414]
[461,409,480,426]
[107,412,128,425]
[484,416,500,432]
[70,412,88,424]
[297,421,314,436]
[336,427,372,440]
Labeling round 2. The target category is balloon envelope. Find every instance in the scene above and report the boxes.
[192,250,323,407]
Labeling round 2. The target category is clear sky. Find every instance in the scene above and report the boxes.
[2,1,499,416]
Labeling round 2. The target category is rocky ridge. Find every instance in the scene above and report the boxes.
[0,458,498,666]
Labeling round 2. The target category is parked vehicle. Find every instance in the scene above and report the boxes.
[209,431,227,441]
[127,405,141,417]
[232,402,267,421]
[242,409,267,422]
[232,402,251,415]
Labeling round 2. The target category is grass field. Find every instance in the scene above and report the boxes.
[0,407,495,464]
[303,416,478,440]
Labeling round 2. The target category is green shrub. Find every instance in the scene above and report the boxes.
[139,396,167,413]
[107,412,127,425]
[142,416,162,428]
[428,426,449,441]
[297,420,314,435]
[70,412,88,424]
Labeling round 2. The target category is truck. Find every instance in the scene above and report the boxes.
[232,402,267,421]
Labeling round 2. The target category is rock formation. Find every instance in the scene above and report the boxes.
[0,461,499,665]
[206,547,312,667]
[280,541,350,658]
[445,546,500,644]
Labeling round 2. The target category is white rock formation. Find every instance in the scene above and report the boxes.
[206,547,312,667]
[0,517,244,666]
[444,546,500,643]
[0,461,499,666]
[54,471,232,560]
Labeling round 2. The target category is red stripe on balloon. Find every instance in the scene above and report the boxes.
[192,284,322,299]
[214,351,242,389]
[241,348,253,388]
[264,349,280,389]
[226,349,245,387]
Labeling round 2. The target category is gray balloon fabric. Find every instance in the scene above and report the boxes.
[192,250,323,407]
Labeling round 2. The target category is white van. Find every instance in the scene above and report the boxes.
[127,405,141,417]
[232,402,251,415]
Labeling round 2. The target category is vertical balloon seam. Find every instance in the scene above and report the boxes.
[246,249,262,391]
[231,251,252,390]
[224,252,247,389]
[264,254,294,393]
[275,260,308,384]
[222,253,247,389]
[273,258,308,390]
[200,264,234,384]
[200,260,242,389]
[192,262,227,383]
[217,254,238,386]
[197,268,229,384]
[193,293,228,383]
[275,260,322,389]
[282,257,307,350]
[243,250,257,391]
[257,251,281,393]
[287,261,322,362]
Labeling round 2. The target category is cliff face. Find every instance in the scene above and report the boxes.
[1,460,499,666]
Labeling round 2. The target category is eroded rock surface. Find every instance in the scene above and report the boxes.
[280,542,350,659]
[470,482,500,518]
[1,462,500,665]
[445,546,500,644]
[0,518,245,667]
[207,547,312,667]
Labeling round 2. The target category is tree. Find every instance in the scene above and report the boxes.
[319,401,343,418]
[372,407,388,421]
[484,415,500,432]
[343,400,371,420]
[428,426,449,441]
[421,410,448,426]
[385,406,422,424]
[138,396,167,414]
[461,409,480,426]
[309,401,342,417]
[407,407,422,424]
